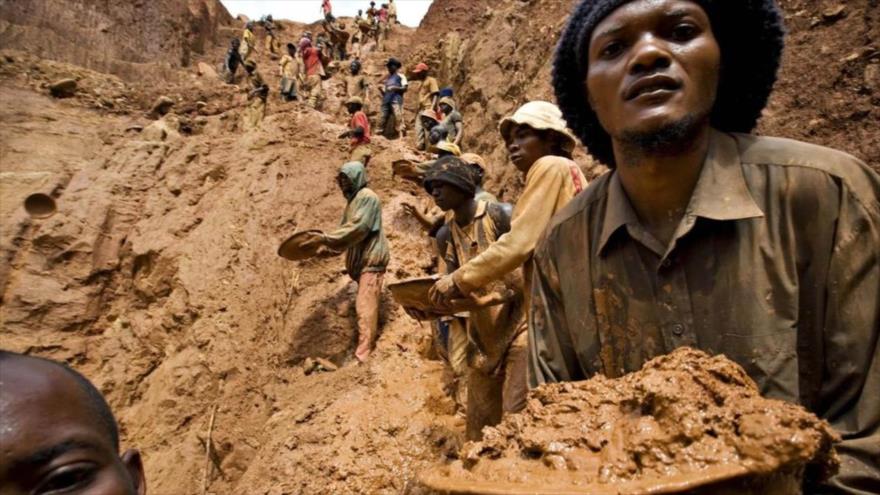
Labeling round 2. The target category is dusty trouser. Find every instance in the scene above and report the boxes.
[415,115,436,150]
[242,98,266,130]
[239,42,252,61]
[466,331,528,440]
[447,317,469,410]
[302,74,324,108]
[350,144,372,166]
[265,35,279,55]
[280,77,298,101]
[379,101,404,137]
[355,271,383,362]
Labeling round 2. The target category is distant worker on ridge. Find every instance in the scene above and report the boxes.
[438,97,464,148]
[279,43,303,102]
[378,57,407,138]
[339,97,372,167]
[240,21,256,61]
[224,38,243,83]
[242,60,269,130]
[412,63,440,150]
[301,38,329,109]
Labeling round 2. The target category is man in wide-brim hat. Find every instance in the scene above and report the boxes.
[532,0,880,491]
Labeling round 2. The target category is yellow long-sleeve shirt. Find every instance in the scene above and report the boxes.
[452,155,586,299]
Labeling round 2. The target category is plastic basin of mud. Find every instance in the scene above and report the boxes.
[416,463,805,495]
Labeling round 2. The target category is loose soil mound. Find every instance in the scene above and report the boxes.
[423,348,839,494]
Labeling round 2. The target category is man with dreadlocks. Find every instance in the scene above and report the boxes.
[535,0,880,492]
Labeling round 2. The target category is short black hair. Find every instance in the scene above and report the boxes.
[0,350,120,449]
[553,0,785,167]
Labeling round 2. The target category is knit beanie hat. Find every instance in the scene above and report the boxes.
[553,0,785,167]
[423,156,477,197]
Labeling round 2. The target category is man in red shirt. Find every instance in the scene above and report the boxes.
[300,38,328,109]
[339,97,372,166]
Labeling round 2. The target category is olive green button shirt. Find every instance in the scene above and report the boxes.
[529,130,879,494]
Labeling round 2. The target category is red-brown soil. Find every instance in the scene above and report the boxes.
[0,1,876,494]
[420,348,839,494]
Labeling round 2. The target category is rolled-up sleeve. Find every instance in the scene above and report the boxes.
[453,159,570,294]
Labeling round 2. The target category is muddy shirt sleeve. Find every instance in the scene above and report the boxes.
[323,194,378,250]
[819,172,880,494]
[452,159,569,294]
[527,231,583,387]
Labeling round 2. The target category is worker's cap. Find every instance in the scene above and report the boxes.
[386,57,402,69]
[438,96,456,109]
[346,96,364,106]
[435,140,462,156]
[244,60,257,69]
[413,62,429,74]
[499,101,577,153]
[460,153,486,173]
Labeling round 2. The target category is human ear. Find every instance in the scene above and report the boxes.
[121,449,146,495]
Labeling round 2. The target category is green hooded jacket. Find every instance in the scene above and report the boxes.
[325,162,390,280]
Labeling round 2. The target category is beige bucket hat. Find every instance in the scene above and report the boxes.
[499,101,577,153]
[460,152,486,172]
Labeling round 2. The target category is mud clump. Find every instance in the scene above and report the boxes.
[424,348,839,494]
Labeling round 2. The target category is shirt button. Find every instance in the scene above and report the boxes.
[661,259,672,269]
[672,324,685,336]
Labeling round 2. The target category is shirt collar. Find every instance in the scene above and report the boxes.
[598,130,765,254]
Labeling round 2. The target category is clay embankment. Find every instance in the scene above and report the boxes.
[0,17,465,494]
[0,0,878,494]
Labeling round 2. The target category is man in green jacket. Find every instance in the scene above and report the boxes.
[310,162,390,363]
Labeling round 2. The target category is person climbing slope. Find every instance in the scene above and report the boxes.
[301,38,329,109]
[224,38,243,83]
[438,97,464,148]
[305,163,390,363]
[422,157,527,440]
[240,21,256,61]
[413,63,441,150]
[279,43,303,102]
[346,59,370,113]
[242,60,268,130]
[378,57,407,138]
[429,102,587,344]
[339,97,372,167]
